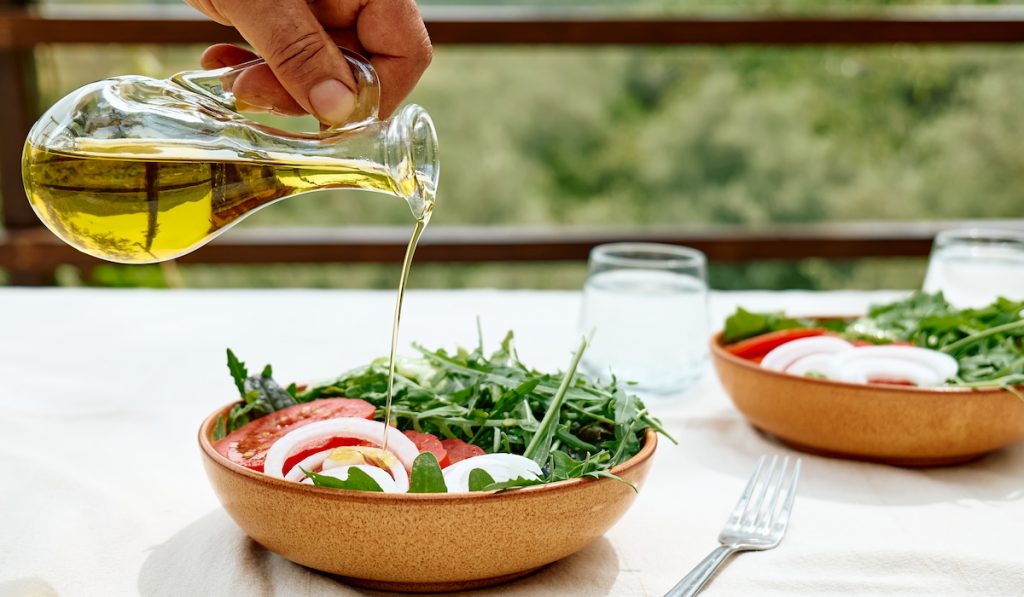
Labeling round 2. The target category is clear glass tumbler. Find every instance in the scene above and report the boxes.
[923,228,1024,308]
[578,243,709,395]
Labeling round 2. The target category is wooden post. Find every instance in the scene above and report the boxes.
[0,0,49,284]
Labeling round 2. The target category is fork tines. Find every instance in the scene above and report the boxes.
[727,454,802,538]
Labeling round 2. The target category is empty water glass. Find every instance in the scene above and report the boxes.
[578,243,709,396]
[923,228,1024,308]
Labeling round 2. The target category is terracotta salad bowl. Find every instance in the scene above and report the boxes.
[198,403,656,592]
[712,330,1024,466]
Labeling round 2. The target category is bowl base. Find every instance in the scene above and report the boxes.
[761,429,994,468]
[335,566,545,593]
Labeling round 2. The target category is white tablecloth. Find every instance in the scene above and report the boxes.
[1,288,1022,597]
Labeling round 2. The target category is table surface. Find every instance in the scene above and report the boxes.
[1,288,1022,597]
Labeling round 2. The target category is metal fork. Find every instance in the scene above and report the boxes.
[664,455,802,597]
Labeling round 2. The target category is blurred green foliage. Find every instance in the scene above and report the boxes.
[12,1,1024,290]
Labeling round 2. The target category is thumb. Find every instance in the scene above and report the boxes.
[216,0,357,126]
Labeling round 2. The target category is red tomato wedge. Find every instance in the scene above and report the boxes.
[725,328,830,360]
[440,439,485,465]
[214,398,375,471]
[403,430,449,467]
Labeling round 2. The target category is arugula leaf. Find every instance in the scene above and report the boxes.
[523,336,587,467]
[220,350,299,435]
[484,476,546,491]
[226,349,248,396]
[225,390,272,433]
[611,388,640,463]
[408,452,448,493]
[554,426,597,452]
[723,308,804,343]
[548,451,635,489]
[580,469,637,492]
[468,468,496,492]
[550,450,606,480]
[302,467,384,492]
[244,375,296,412]
[212,415,227,441]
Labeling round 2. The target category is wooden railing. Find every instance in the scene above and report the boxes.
[5,5,1024,283]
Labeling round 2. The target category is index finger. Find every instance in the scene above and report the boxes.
[349,0,432,117]
[215,0,359,124]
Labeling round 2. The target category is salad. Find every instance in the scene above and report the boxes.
[212,332,672,494]
[722,292,1024,395]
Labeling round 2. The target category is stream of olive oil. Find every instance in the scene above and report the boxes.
[381,219,426,451]
[24,142,433,451]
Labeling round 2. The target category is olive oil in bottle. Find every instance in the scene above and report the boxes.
[22,141,418,264]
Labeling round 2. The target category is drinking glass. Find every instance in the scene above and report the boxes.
[578,243,710,395]
[923,228,1024,308]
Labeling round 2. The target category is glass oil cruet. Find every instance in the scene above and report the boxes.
[21,50,439,264]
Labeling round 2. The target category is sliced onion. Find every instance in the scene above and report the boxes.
[284,449,335,482]
[830,357,941,386]
[300,464,402,493]
[761,336,854,372]
[829,345,958,386]
[264,417,420,479]
[441,454,542,493]
[785,353,835,377]
[321,447,410,492]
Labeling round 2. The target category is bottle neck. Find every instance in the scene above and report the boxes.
[249,104,437,221]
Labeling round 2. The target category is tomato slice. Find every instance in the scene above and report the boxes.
[725,328,830,360]
[214,398,375,472]
[440,439,485,465]
[404,430,449,467]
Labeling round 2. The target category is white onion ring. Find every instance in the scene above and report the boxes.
[301,464,402,493]
[829,345,958,386]
[831,358,941,387]
[442,454,542,493]
[264,418,419,479]
[761,336,853,372]
[284,449,335,482]
[322,448,410,492]
[785,353,836,377]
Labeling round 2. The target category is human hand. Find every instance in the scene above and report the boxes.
[184,0,432,124]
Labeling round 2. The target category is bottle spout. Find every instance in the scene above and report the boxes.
[383,104,439,222]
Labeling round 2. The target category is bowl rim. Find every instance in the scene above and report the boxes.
[199,402,658,502]
[710,324,1008,396]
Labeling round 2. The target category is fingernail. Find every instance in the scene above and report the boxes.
[309,79,355,126]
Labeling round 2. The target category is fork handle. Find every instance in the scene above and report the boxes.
[664,545,738,597]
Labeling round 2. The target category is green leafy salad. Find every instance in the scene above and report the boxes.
[724,292,1024,392]
[212,331,673,494]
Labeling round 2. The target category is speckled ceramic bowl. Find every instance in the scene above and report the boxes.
[712,330,1024,466]
[198,403,656,592]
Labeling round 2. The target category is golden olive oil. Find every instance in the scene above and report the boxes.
[22,142,409,264]
[381,218,426,451]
